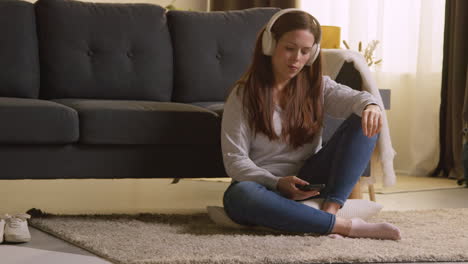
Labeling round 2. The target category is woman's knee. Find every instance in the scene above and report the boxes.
[346,114,364,129]
[347,114,379,141]
[224,181,265,202]
[223,181,267,225]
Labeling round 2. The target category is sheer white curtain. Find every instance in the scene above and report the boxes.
[301,0,445,177]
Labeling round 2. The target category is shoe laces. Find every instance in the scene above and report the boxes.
[3,214,31,228]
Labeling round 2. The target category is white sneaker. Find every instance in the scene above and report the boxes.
[4,213,31,243]
[0,218,5,243]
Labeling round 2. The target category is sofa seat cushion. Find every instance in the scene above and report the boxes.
[53,99,221,145]
[0,97,78,143]
[190,102,224,118]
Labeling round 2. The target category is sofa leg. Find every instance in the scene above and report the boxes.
[171,178,180,184]
[368,184,376,201]
[349,179,377,202]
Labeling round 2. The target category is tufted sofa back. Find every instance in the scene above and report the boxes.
[0,0,40,98]
[167,8,279,103]
[2,0,279,103]
[35,0,173,101]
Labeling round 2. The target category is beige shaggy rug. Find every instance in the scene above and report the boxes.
[29,208,468,264]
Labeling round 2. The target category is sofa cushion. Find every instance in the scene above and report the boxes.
[0,98,78,144]
[190,102,224,118]
[53,99,221,145]
[168,8,279,103]
[0,0,39,98]
[35,0,173,101]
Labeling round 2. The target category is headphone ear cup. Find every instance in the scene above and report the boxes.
[306,43,320,66]
[262,30,274,56]
[269,38,276,55]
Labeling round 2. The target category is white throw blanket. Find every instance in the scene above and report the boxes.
[322,49,396,187]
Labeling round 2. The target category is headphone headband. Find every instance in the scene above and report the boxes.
[262,8,322,66]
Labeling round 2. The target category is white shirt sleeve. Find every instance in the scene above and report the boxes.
[221,87,281,190]
[323,76,382,118]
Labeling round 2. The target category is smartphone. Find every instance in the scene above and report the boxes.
[296,183,326,191]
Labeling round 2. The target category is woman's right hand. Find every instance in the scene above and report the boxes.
[276,176,321,201]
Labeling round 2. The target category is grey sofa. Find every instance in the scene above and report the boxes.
[0,0,372,180]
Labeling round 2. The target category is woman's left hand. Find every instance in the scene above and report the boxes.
[362,104,383,138]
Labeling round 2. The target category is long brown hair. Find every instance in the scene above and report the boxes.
[233,11,324,149]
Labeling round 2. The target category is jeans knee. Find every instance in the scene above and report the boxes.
[223,181,263,205]
[232,181,262,193]
[342,114,363,132]
[223,181,266,225]
[347,114,379,140]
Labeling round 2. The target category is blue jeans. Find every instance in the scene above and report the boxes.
[223,114,378,234]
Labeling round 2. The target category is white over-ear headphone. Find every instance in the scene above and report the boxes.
[262,8,321,66]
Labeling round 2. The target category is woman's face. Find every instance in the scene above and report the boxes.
[271,29,315,85]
